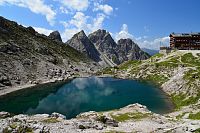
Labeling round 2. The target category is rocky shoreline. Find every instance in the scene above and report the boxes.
[0,103,200,133]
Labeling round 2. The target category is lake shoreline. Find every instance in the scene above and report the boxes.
[0,75,175,116]
[0,77,76,97]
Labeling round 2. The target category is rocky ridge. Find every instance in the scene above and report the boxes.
[67,29,150,67]
[0,16,99,95]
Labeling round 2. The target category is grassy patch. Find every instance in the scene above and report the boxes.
[181,53,200,66]
[145,74,169,85]
[189,112,200,120]
[184,68,200,84]
[176,112,187,119]
[118,60,141,70]
[194,128,200,133]
[171,93,200,109]
[111,112,150,122]
[42,118,59,123]
[151,53,164,59]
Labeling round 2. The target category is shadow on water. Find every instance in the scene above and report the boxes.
[0,80,69,114]
[0,77,174,119]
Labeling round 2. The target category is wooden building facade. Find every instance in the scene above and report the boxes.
[170,33,200,50]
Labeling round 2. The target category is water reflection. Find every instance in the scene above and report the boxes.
[0,77,173,119]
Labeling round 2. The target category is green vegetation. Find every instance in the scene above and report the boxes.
[151,53,164,58]
[176,112,187,119]
[189,112,200,120]
[194,128,200,133]
[42,118,59,123]
[171,93,200,109]
[154,55,180,68]
[99,67,114,75]
[111,112,150,122]
[181,53,200,66]
[119,60,141,70]
[184,68,200,84]
[146,74,169,85]
[3,125,33,133]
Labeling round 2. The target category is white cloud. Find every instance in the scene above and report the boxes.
[0,0,56,25]
[93,3,113,15]
[59,6,69,14]
[115,24,134,41]
[58,0,89,11]
[89,13,106,31]
[138,36,170,50]
[115,24,169,50]
[69,12,89,30]
[33,27,53,36]
[61,12,106,42]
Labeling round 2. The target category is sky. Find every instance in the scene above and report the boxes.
[0,0,200,50]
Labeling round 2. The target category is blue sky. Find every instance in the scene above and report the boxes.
[0,0,200,50]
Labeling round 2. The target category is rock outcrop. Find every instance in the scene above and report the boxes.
[66,30,101,62]
[48,31,62,42]
[1,103,200,133]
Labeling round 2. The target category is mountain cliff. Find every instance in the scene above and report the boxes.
[0,16,98,94]
[88,29,120,65]
[117,38,150,63]
[66,30,101,62]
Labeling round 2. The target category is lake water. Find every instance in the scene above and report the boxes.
[0,77,173,119]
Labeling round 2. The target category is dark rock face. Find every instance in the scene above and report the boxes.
[88,29,149,65]
[48,31,62,42]
[66,30,101,62]
[88,29,120,64]
[117,38,150,63]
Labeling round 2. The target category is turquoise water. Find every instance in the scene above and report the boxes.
[0,77,173,119]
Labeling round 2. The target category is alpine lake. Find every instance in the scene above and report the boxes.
[0,77,174,119]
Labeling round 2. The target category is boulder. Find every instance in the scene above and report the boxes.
[0,112,11,118]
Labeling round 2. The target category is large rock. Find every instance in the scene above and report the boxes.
[48,31,62,42]
[66,30,101,62]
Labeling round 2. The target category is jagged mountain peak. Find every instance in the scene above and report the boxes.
[48,30,62,42]
[117,38,134,43]
[75,30,87,39]
[88,29,113,44]
[66,30,101,62]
